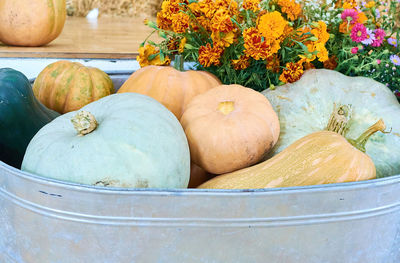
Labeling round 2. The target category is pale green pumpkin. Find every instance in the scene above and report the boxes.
[262,69,400,178]
[21,93,190,188]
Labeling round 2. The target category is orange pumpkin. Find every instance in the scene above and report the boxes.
[180,84,280,174]
[117,58,221,119]
[188,162,214,188]
[33,61,114,114]
[0,0,66,47]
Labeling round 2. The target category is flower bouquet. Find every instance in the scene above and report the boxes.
[139,0,399,95]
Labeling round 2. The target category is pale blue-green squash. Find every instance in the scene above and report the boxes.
[21,93,190,188]
[262,69,400,178]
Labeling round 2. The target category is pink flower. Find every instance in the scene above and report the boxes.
[351,23,367,42]
[376,59,381,65]
[351,47,359,54]
[341,9,359,24]
[371,28,386,47]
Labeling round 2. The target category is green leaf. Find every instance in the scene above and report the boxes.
[148,53,158,61]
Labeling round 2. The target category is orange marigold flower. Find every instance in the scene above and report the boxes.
[161,0,180,17]
[335,0,358,8]
[277,0,302,21]
[242,0,261,12]
[211,10,235,33]
[365,1,375,8]
[157,12,172,30]
[356,12,367,24]
[137,45,171,67]
[212,31,235,47]
[232,55,250,70]
[171,12,190,33]
[167,38,179,51]
[323,55,338,70]
[215,0,239,17]
[299,52,315,64]
[151,55,171,66]
[179,37,187,53]
[279,61,304,83]
[198,43,224,67]
[342,0,358,9]
[199,0,217,19]
[296,26,312,42]
[315,43,329,62]
[257,11,288,42]
[305,42,329,62]
[256,10,268,23]
[311,21,330,44]
[304,61,316,70]
[243,27,281,60]
[188,2,202,16]
[266,55,280,73]
[197,16,212,31]
[339,21,351,33]
[278,25,294,43]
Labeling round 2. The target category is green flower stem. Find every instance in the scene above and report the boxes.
[141,30,157,47]
[174,55,185,71]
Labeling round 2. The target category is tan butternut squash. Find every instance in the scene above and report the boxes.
[198,116,387,189]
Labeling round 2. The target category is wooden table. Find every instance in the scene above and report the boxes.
[0,16,158,59]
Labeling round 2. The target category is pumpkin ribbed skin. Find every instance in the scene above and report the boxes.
[198,131,376,189]
[33,61,114,114]
[0,0,66,46]
[22,93,190,188]
[181,84,280,174]
[117,65,221,119]
[262,69,400,178]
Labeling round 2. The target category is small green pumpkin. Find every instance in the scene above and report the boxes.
[0,68,59,168]
[262,69,400,178]
[21,93,190,188]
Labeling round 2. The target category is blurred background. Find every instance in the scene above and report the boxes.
[66,0,163,18]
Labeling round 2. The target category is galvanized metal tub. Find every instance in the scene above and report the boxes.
[1,162,400,263]
[0,70,399,263]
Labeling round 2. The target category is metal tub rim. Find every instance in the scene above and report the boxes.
[2,160,400,196]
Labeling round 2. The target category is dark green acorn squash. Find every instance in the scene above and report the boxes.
[0,68,59,168]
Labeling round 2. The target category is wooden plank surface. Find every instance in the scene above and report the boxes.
[0,16,158,59]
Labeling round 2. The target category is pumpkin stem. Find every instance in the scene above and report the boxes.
[218,101,235,115]
[348,119,388,153]
[71,111,98,136]
[173,55,185,72]
[326,103,352,136]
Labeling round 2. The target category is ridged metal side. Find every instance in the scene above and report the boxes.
[1,161,400,263]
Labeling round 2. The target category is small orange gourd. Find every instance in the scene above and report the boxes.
[181,84,280,175]
[117,56,221,119]
[33,61,114,114]
[198,114,387,189]
[0,0,66,47]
